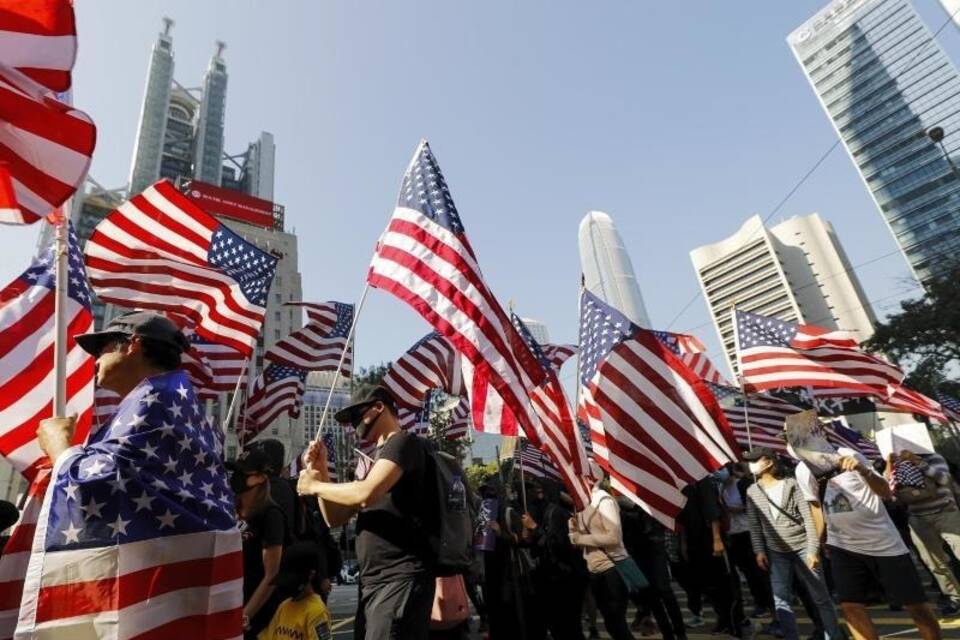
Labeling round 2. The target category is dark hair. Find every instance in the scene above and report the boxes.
[140,337,182,371]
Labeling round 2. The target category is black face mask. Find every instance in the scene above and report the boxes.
[354,406,381,440]
[230,471,256,495]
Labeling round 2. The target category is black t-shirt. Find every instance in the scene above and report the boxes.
[355,431,431,585]
[678,478,721,546]
[242,502,289,635]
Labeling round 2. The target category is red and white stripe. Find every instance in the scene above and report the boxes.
[680,351,731,386]
[92,387,121,433]
[541,344,577,372]
[878,384,947,423]
[444,396,471,441]
[382,333,464,411]
[0,63,95,225]
[190,342,246,395]
[267,302,353,373]
[84,181,272,357]
[238,367,306,445]
[0,0,77,92]
[585,329,739,529]
[0,468,48,639]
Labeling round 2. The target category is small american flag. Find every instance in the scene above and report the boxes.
[516,440,563,483]
[708,384,797,454]
[84,180,278,357]
[0,221,94,479]
[892,459,927,490]
[322,431,339,481]
[444,396,471,441]
[187,333,246,397]
[0,0,77,91]
[541,343,578,372]
[579,289,738,528]
[12,370,241,637]
[239,364,308,445]
[878,385,947,423]
[734,309,902,397]
[382,332,464,411]
[824,420,881,460]
[936,391,960,423]
[267,301,354,373]
[367,141,545,442]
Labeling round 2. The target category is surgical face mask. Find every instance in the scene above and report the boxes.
[748,459,771,475]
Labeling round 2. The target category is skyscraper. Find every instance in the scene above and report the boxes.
[193,41,228,186]
[789,0,960,286]
[690,213,876,378]
[128,18,175,196]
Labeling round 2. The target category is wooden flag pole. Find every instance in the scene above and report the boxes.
[315,283,371,442]
[53,213,69,418]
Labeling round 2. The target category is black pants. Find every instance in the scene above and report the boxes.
[635,544,686,639]
[727,531,773,611]
[355,575,436,640]
[688,544,744,634]
[590,567,636,640]
[670,559,702,616]
[528,570,587,640]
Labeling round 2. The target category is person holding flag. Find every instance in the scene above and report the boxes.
[23,310,242,637]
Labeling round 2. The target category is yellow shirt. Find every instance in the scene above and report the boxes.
[258,593,332,640]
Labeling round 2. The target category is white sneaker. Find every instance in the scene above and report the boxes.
[687,615,705,628]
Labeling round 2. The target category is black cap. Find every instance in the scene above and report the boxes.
[334,386,397,425]
[247,439,285,475]
[742,446,779,462]
[226,446,278,476]
[270,541,321,589]
[75,311,190,357]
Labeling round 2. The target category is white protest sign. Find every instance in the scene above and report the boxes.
[875,423,935,459]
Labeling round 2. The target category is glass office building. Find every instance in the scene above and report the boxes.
[789,0,960,286]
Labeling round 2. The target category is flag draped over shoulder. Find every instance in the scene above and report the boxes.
[0,222,94,480]
[579,289,738,528]
[84,180,278,357]
[13,370,242,638]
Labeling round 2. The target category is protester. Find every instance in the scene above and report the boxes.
[666,529,704,628]
[257,541,332,640]
[248,438,299,537]
[569,462,636,640]
[232,447,292,638]
[676,477,745,637]
[718,463,774,619]
[886,449,960,615]
[521,478,588,640]
[796,446,942,640]
[482,480,534,639]
[744,447,841,640]
[34,311,239,637]
[297,387,435,639]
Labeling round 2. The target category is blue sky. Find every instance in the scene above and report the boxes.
[4,0,956,380]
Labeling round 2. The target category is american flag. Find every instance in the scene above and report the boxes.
[734,309,902,397]
[878,384,947,423]
[367,141,545,442]
[93,387,122,432]
[381,332,464,411]
[936,391,960,423]
[823,420,881,460]
[321,431,339,481]
[0,62,95,225]
[186,332,246,397]
[652,330,731,386]
[708,383,797,454]
[579,289,738,528]
[541,343,578,372]
[444,396,471,441]
[516,440,562,483]
[0,0,77,92]
[11,369,241,637]
[0,221,94,480]
[267,301,354,373]
[398,391,433,435]
[238,363,308,445]
[84,180,278,357]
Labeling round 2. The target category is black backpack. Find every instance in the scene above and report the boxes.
[419,441,474,576]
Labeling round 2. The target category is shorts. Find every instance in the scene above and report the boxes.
[355,574,435,639]
[827,545,927,606]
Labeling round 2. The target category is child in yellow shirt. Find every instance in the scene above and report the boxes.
[259,542,332,640]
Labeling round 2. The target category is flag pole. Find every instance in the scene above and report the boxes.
[315,283,371,442]
[53,212,69,418]
[517,439,528,512]
[221,356,250,437]
[729,304,752,451]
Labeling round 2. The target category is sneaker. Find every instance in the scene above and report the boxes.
[940,601,960,617]
[687,614,705,628]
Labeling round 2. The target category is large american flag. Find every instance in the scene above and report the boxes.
[652,330,731,386]
[936,391,960,423]
[84,180,278,357]
[12,370,241,637]
[0,221,94,480]
[878,384,947,423]
[366,141,545,442]
[579,290,738,528]
[0,0,77,92]
[734,309,902,397]
[238,363,308,445]
[266,301,353,373]
[0,62,95,225]
[381,332,464,411]
[824,420,881,460]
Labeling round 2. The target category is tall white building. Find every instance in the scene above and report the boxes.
[690,213,877,378]
[519,317,550,345]
[578,211,652,328]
